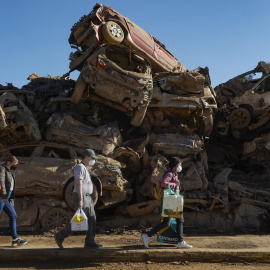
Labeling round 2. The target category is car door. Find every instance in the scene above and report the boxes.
[153,38,178,72]
[124,17,155,58]
[27,145,77,196]
[252,75,270,115]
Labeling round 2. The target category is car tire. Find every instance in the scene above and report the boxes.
[41,207,70,232]
[102,21,124,44]
[64,179,99,210]
[71,75,87,104]
[229,107,252,129]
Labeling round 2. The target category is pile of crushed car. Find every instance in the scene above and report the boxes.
[0,3,269,233]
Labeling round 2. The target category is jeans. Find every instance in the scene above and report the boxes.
[56,192,96,244]
[147,217,184,242]
[0,198,18,240]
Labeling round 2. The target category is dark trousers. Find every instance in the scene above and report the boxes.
[147,217,184,242]
[0,198,18,240]
[56,192,96,244]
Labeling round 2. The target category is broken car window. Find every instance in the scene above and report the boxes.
[10,146,36,157]
[41,146,71,159]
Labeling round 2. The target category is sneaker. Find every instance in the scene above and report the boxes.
[12,238,28,247]
[84,242,102,249]
[177,240,192,249]
[141,233,150,249]
[54,233,64,249]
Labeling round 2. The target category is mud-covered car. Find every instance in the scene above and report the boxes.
[68,3,186,74]
[46,113,122,155]
[0,196,72,232]
[0,92,41,148]
[0,141,130,210]
[71,44,153,126]
[147,67,217,136]
[215,61,270,130]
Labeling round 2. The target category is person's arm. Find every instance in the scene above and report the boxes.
[161,172,176,189]
[0,167,7,203]
[76,179,83,209]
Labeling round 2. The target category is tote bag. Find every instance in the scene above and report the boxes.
[161,184,184,219]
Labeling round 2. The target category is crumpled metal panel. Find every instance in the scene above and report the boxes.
[0,92,41,149]
[233,203,269,232]
[150,132,203,156]
[92,155,129,192]
[46,113,122,155]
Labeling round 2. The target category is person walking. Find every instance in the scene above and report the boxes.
[141,157,192,249]
[54,149,102,249]
[0,155,28,247]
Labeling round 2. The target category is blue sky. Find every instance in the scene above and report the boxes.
[1,0,269,88]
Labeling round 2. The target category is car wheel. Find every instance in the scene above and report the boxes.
[64,179,99,210]
[102,21,124,44]
[229,107,251,129]
[41,207,70,232]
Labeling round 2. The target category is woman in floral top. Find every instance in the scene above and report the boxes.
[141,157,192,249]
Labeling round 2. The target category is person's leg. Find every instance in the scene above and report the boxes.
[176,217,192,248]
[54,193,79,248]
[3,200,18,240]
[0,198,5,214]
[176,217,184,242]
[83,194,98,246]
[142,217,172,248]
[147,217,171,237]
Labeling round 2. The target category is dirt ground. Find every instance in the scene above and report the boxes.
[0,261,270,270]
[0,230,270,269]
[1,230,269,250]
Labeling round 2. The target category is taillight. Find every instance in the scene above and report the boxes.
[97,58,108,69]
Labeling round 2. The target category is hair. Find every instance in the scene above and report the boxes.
[168,157,182,170]
[5,155,18,164]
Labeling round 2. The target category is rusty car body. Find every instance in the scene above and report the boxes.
[46,113,122,155]
[0,196,71,231]
[68,3,186,74]
[215,61,270,130]
[0,141,129,210]
[71,44,153,126]
[0,92,41,148]
[146,67,217,136]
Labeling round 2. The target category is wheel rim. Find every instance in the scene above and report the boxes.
[109,23,122,38]
[43,208,69,231]
[232,111,249,127]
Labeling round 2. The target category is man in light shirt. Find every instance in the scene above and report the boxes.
[54,149,102,249]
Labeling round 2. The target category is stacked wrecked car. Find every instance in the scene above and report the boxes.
[1,3,270,234]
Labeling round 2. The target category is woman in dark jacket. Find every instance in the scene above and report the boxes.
[141,157,192,249]
[0,155,27,247]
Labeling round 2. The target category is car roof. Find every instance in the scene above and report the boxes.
[0,141,74,153]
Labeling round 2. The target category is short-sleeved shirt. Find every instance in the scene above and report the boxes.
[73,163,93,195]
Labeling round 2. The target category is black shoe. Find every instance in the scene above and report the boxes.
[54,233,64,249]
[84,242,102,249]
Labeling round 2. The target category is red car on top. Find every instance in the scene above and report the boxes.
[68,3,186,74]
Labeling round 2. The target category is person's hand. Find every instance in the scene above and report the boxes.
[175,180,180,186]
[78,199,83,209]
[2,199,7,204]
